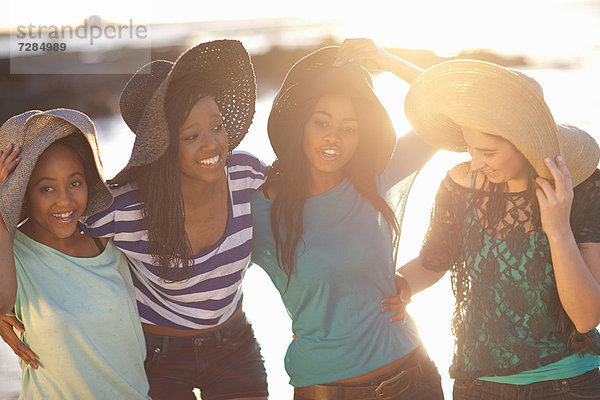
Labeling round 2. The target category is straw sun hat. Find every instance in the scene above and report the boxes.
[0,109,112,236]
[268,46,396,174]
[113,39,257,184]
[404,59,599,186]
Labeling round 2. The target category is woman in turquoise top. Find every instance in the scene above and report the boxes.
[0,109,150,399]
[394,52,600,398]
[250,45,444,399]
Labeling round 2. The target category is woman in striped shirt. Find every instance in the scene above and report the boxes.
[91,40,269,400]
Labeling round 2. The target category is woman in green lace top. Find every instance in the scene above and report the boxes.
[396,59,600,399]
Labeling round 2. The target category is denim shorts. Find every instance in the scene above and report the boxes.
[453,368,600,399]
[143,311,268,400]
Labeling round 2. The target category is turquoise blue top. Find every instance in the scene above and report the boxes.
[251,137,431,387]
[12,230,150,400]
[480,353,600,384]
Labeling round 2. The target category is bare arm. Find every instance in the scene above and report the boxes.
[537,157,600,333]
[397,257,446,295]
[334,38,424,85]
[386,131,437,182]
[0,144,20,315]
[0,224,17,315]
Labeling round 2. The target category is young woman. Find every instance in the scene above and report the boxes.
[397,58,600,398]
[86,40,268,400]
[0,109,150,399]
[2,40,269,400]
[250,45,444,399]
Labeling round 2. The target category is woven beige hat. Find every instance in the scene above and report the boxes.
[0,109,113,236]
[112,39,256,184]
[404,59,573,182]
[557,123,599,186]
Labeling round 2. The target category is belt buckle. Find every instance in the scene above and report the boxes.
[374,369,410,399]
[193,336,209,347]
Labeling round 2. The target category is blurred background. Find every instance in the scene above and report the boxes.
[1,0,599,398]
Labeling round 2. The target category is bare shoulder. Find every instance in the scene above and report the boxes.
[447,162,486,190]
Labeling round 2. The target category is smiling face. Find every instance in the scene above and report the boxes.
[302,93,359,191]
[177,96,228,186]
[462,127,532,191]
[22,143,88,244]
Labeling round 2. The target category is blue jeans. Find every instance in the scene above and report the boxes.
[453,368,600,399]
[293,346,444,400]
[143,311,268,400]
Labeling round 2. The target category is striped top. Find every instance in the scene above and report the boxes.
[82,151,268,330]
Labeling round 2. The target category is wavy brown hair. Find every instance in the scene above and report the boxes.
[264,95,401,290]
[130,75,212,281]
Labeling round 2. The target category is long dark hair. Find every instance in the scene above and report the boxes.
[265,95,401,290]
[130,74,210,281]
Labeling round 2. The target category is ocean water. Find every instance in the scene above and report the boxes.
[2,5,600,398]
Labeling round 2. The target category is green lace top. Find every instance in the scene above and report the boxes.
[420,165,600,380]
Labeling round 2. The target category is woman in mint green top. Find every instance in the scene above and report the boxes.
[250,45,444,399]
[0,109,150,399]
[11,230,149,399]
[396,52,600,397]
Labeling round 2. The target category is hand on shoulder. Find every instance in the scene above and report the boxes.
[257,180,277,200]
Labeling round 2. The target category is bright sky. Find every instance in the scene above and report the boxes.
[4,0,597,58]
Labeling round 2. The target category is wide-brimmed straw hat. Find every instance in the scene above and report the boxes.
[556,123,599,186]
[0,109,113,236]
[404,59,598,185]
[268,46,396,174]
[113,39,256,184]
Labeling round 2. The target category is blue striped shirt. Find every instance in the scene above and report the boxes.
[83,151,268,330]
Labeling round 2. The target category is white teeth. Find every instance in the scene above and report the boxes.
[199,155,220,166]
[321,148,339,159]
[53,211,74,219]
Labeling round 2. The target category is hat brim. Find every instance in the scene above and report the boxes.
[113,39,257,185]
[0,109,113,236]
[405,59,561,181]
[557,124,600,187]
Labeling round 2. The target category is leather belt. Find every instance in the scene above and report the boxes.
[294,362,425,400]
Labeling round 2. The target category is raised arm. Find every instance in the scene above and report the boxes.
[385,132,437,186]
[0,223,16,315]
[537,157,600,333]
[334,38,424,85]
[0,144,20,315]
